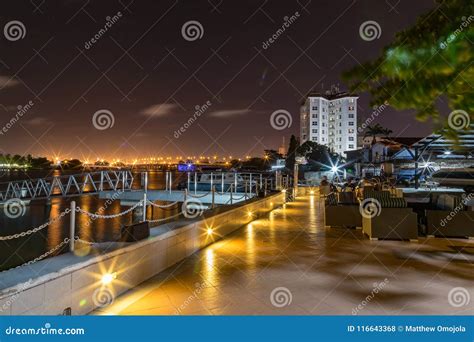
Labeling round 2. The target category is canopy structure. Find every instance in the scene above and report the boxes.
[402,124,474,188]
[411,124,474,156]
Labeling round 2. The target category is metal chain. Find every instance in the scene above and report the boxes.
[0,208,71,241]
[146,200,179,208]
[76,200,143,219]
[75,237,100,245]
[215,186,233,196]
[231,194,248,201]
[187,191,211,199]
[147,212,182,223]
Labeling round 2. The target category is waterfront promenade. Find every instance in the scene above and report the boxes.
[95,195,474,315]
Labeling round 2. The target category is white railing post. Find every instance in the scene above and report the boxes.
[187,172,190,191]
[169,172,172,194]
[99,171,104,191]
[221,172,224,193]
[69,201,76,252]
[249,173,253,196]
[184,188,188,202]
[143,171,148,193]
[230,184,233,205]
[142,192,147,222]
[211,186,215,209]
[194,172,197,195]
[234,173,237,193]
[165,171,169,191]
[260,174,263,190]
[210,172,213,192]
[122,171,126,192]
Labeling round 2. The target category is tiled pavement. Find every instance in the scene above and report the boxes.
[94,195,474,315]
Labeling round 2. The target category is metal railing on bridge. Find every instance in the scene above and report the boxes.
[0,170,133,203]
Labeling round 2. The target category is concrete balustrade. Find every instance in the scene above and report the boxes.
[0,192,285,316]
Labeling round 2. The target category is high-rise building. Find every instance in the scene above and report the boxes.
[300,86,358,156]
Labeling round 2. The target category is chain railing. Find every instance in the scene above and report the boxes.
[75,201,142,219]
[146,199,180,208]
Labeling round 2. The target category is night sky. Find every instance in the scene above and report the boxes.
[0,0,438,161]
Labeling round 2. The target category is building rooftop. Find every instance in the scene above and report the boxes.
[301,86,358,104]
[306,91,358,100]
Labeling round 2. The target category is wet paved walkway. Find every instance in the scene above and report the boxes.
[95,195,474,315]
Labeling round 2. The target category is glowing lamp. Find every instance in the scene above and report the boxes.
[331,166,338,173]
[101,272,116,285]
[207,228,213,235]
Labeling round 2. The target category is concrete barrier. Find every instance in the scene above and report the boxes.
[0,192,285,315]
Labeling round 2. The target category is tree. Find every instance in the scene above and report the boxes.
[241,157,268,171]
[62,159,83,169]
[229,159,241,169]
[342,0,473,136]
[364,124,393,138]
[296,141,341,171]
[285,135,299,172]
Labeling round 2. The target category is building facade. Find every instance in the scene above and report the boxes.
[300,88,358,156]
